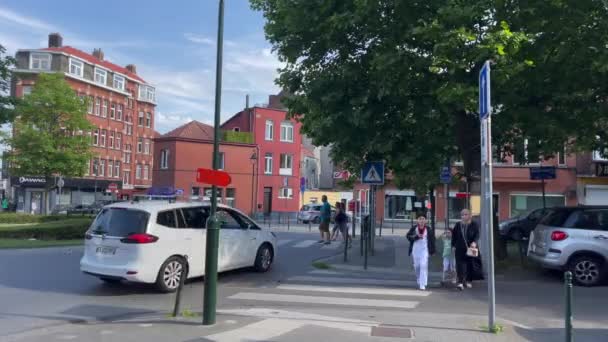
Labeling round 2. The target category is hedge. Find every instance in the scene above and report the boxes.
[0,213,92,224]
[0,219,93,240]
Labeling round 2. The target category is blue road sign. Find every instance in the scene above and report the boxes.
[361,161,385,185]
[479,61,491,120]
[440,165,452,184]
[530,167,556,180]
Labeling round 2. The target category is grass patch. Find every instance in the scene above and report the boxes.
[0,239,83,249]
[181,309,200,318]
[312,261,331,269]
[480,324,505,334]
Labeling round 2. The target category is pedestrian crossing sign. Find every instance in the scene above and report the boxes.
[361,161,385,185]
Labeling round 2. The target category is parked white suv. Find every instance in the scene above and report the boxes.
[80,201,277,292]
[528,206,608,286]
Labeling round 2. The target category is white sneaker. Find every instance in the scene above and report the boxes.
[419,286,426,291]
[457,283,464,291]
[466,283,473,289]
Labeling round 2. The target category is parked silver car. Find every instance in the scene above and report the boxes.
[297,204,336,224]
[528,206,608,286]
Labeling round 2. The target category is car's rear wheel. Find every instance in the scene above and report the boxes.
[254,244,273,272]
[568,255,605,287]
[156,256,187,293]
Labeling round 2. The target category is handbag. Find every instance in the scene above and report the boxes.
[460,223,478,257]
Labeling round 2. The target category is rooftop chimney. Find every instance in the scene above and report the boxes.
[125,64,137,74]
[92,48,104,61]
[48,33,63,48]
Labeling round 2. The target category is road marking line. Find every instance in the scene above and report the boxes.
[320,243,341,250]
[288,275,411,287]
[277,239,293,246]
[229,292,419,309]
[206,318,302,342]
[292,240,318,248]
[276,284,431,297]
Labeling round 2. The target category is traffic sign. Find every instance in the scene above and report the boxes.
[300,177,306,192]
[175,188,184,195]
[479,61,491,120]
[440,165,451,184]
[361,161,384,185]
[333,170,351,179]
[530,166,556,180]
[196,168,232,187]
[107,182,118,191]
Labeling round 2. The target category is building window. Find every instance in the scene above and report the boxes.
[279,188,293,199]
[280,122,294,142]
[384,193,417,220]
[114,161,120,178]
[124,144,131,164]
[108,160,113,178]
[265,120,274,141]
[94,68,107,85]
[138,85,156,102]
[146,112,151,128]
[102,100,108,117]
[84,160,90,176]
[113,75,125,91]
[144,139,150,155]
[137,137,143,153]
[69,58,83,77]
[110,103,115,119]
[116,104,123,121]
[109,131,115,148]
[30,53,51,70]
[100,159,106,176]
[93,129,99,146]
[123,171,130,185]
[510,194,565,218]
[233,127,240,132]
[264,153,272,174]
[558,147,567,165]
[160,149,169,169]
[138,112,144,126]
[143,165,149,180]
[116,133,122,150]
[92,159,99,176]
[136,164,142,179]
[218,152,225,170]
[126,124,133,136]
[279,154,293,176]
[593,149,608,162]
[100,129,107,147]
[192,187,201,197]
[512,138,540,165]
[87,96,93,114]
[22,86,32,97]
[226,188,236,207]
[94,97,101,116]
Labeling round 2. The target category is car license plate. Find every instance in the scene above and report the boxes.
[96,246,116,255]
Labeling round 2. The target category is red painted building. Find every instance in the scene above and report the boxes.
[153,121,256,213]
[9,33,155,213]
[222,103,302,216]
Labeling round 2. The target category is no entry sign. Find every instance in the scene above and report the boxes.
[196,168,232,187]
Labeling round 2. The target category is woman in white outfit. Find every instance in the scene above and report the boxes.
[407,214,436,290]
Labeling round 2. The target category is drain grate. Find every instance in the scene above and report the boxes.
[371,326,414,339]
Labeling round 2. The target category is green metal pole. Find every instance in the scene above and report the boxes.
[565,271,573,342]
[203,0,224,326]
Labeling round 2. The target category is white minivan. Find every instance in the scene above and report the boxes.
[80,201,277,292]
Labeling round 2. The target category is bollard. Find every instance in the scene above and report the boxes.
[565,271,573,342]
[287,216,290,231]
[343,229,348,262]
[172,266,187,317]
[309,220,311,232]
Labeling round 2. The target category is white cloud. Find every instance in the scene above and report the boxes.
[184,33,215,46]
[0,7,55,31]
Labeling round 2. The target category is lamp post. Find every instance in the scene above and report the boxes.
[250,151,257,217]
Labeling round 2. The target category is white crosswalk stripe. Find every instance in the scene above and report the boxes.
[288,275,408,287]
[277,239,293,246]
[229,292,419,309]
[276,284,431,297]
[292,240,318,248]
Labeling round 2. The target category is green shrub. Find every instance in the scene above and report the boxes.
[0,213,91,224]
[0,219,93,240]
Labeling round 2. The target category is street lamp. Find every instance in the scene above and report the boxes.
[250,151,257,217]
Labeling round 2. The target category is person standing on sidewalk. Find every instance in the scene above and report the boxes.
[318,195,332,245]
[451,209,480,291]
[407,214,436,290]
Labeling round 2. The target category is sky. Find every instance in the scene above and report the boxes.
[0,0,282,133]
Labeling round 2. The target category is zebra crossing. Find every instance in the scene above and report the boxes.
[278,238,345,250]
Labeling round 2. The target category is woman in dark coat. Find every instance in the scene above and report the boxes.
[451,209,480,290]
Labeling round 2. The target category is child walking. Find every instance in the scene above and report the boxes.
[406,214,436,290]
[442,229,456,283]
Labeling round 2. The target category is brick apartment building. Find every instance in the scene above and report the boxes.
[153,121,257,214]
[221,99,302,217]
[8,33,156,214]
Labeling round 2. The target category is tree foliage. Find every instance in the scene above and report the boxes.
[251,0,608,191]
[0,43,16,124]
[3,73,94,179]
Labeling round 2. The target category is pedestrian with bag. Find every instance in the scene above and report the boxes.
[407,214,436,291]
[451,209,481,291]
[318,195,332,245]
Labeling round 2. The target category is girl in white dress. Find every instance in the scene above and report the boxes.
[407,215,436,290]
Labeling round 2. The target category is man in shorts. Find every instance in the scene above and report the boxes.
[318,195,331,245]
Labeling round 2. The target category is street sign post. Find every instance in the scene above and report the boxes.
[530,166,556,208]
[440,162,451,231]
[479,60,496,331]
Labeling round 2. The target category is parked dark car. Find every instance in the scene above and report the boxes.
[67,204,99,215]
[499,208,554,241]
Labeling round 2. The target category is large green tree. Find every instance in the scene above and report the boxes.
[0,43,16,123]
[251,0,608,192]
[3,73,94,179]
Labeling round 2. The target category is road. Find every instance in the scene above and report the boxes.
[1,231,607,341]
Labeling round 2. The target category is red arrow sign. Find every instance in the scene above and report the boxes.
[196,168,232,187]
